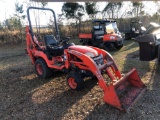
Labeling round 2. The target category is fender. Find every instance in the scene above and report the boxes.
[34,51,65,70]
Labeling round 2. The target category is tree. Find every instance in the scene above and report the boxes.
[102,2,122,19]
[85,2,99,19]
[41,2,48,7]
[132,2,144,17]
[62,3,84,19]
[14,1,26,42]
[15,2,26,26]
[62,3,84,33]
[5,17,21,30]
[151,12,160,23]
[24,1,48,35]
[154,2,160,23]
[0,22,3,30]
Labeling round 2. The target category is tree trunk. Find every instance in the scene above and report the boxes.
[137,7,139,17]
[112,5,114,19]
[78,17,81,34]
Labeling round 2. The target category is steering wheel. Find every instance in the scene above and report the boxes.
[60,37,70,44]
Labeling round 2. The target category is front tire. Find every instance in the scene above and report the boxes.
[67,72,84,91]
[35,58,52,79]
[104,43,115,51]
[124,33,131,40]
[81,39,88,45]
[114,44,123,50]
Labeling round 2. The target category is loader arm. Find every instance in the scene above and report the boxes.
[67,49,146,111]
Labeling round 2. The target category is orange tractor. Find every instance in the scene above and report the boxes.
[26,7,146,111]
[79,19,124,51]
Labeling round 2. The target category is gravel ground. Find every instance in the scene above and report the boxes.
[0,41,160,120]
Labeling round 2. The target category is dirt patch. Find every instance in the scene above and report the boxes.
[0,43,26,59]
[0,41,160,120]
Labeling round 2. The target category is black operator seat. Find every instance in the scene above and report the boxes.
[44,35,64,56]
[92,26,104,39]
[61,37,75,49]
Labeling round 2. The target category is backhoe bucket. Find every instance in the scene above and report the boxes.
[103,68,146,111]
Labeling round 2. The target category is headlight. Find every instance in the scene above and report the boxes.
[85,52,95,57]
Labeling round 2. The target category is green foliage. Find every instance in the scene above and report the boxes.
[14,1,26,41]
[5,17,21,29]
[62,3,84,19]
[103,2,122,18]
[14,1,26,24]
[132,2,144,17]
[15,2,24,14]
[132,2,143,7]
[41,2,48,7]
[85,2,98,19]
[0,22,3,30]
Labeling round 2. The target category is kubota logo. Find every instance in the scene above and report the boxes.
[68,50,82,56]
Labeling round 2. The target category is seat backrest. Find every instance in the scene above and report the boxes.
[94,30,104,35]
[93,26,104,35]
[44,35,58,46]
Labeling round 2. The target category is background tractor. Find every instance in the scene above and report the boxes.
[79,19,124,51]
[26,7,146,111]
[124,21,146,40]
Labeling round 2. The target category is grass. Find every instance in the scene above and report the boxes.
[0,40,160,120]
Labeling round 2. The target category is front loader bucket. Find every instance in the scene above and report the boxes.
[103,68,146,111]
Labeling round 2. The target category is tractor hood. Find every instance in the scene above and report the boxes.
[69,45,98,57]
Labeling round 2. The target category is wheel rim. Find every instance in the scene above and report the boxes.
[68,78,77,89]
[36,64,43,75]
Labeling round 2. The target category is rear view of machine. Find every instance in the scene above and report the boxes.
[124,21,146,40]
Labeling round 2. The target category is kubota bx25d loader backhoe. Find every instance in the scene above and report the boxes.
[26,7,146,111]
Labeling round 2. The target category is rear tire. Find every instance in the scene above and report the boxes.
[35,58,52,79]
[67,72,84,91]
